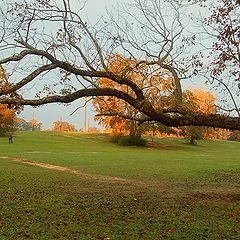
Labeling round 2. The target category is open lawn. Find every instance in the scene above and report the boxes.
[0,131,240,239]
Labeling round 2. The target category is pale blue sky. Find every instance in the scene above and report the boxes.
[18,0,204,130]
[20,0,124,130]
[18,0,235,130]
[18,0,203,131]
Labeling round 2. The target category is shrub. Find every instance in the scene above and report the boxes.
[227,135,237,141]
[110,135,147,146]
[110,135,122,143]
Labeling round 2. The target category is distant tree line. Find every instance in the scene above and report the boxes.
[15,118,42,131]
[52,121,77,132]
[92,55,238,145]
[0,0,239,131]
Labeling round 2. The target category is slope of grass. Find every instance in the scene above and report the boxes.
[1,131,240,182]
[0,131,240,239]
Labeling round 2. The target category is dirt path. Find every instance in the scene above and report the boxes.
[0,156,165,189]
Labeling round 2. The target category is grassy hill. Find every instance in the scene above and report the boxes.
[0,131,240,239]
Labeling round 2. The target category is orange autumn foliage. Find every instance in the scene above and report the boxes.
[93,55,225,140]
[92,54,175,135]
[0,104,16,131]
[183,89,216,114]
[0,65,17,134]
[52,120,77,132]
[93,55,141,134]
[180,89,228,142]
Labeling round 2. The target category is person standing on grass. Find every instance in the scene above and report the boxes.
[8,132,13,144]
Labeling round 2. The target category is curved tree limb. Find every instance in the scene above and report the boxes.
[0,87,239,130]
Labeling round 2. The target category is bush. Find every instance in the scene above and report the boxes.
[110,135,122,143]
[110,135,147,146]
[227,135,237,141]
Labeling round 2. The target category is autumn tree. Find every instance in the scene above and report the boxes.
[180,89,216,144]
[52,121,77,132]
[0,104,17,135]
[15,118,32,131]
[206,0,239,83]
[15,118,42,131]
[92,55,138,135]
[0,66,18,135]
[30,119,42,131]
[0,0,239,131]
[193,0,240,115]
[93,54,180,137]
[228,130,240,141]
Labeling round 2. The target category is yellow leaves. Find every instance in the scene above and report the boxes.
[107,54,142,76]
[0,65,9,91]
[30,119,38,128]
[183,89,216,114]
[0,104,16,127]
[16,118,25,124]
[94,54,194,133]
[93,54,178,133]
[0,65,17,129]
[52,121,76,132]
[0,65,6,80]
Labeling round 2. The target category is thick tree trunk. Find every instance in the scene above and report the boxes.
[190,136,197,145]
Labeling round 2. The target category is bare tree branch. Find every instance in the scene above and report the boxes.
[0,0,239,131]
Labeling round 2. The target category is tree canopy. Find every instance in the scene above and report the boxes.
[0,66,17,135]
[52,120,77,132]
[0,0,239,130]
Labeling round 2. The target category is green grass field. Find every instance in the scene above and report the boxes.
[0,131,240,239]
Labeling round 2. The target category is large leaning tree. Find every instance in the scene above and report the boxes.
[0,0,239,130]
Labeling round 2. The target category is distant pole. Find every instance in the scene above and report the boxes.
[84,97,87,132]
[60,117,63,132]
[32,110,35,131]
[88,117,90,132]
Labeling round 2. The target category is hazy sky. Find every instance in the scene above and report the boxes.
[20,0,125,130]
[18,0,218,130]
